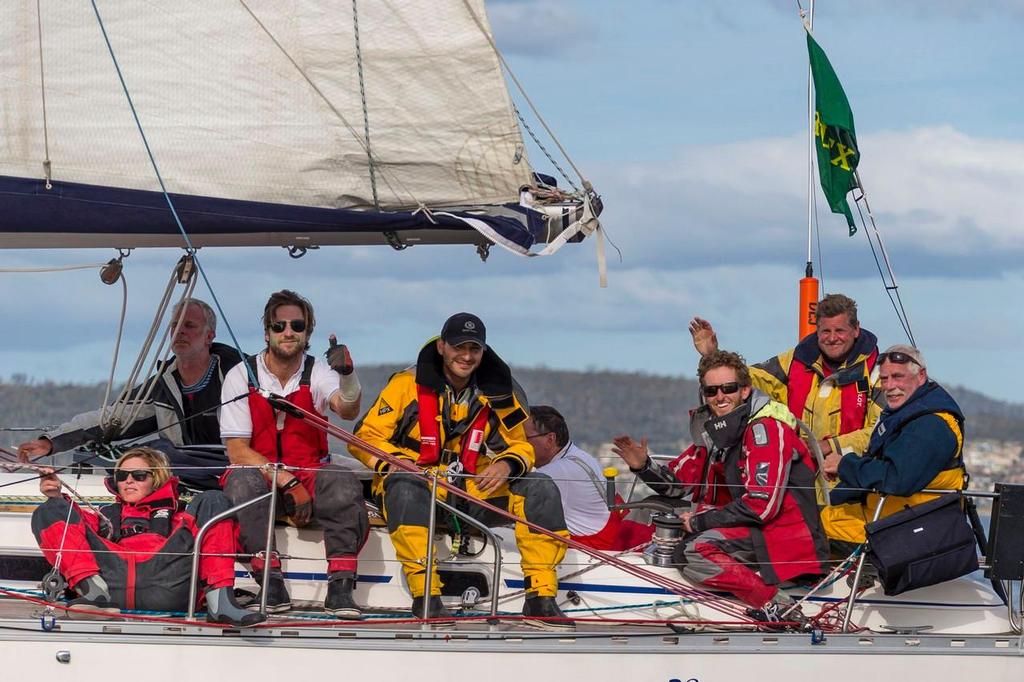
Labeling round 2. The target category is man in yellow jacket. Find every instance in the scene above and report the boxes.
[690,294,884,465]
[350,313,573,630]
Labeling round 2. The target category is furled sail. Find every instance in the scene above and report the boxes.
[0,1,599,252]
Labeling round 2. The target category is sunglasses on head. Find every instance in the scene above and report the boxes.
[878,351,922,368]
[114,469,153,483]
[268,319,307,334]
[701,382,741,397]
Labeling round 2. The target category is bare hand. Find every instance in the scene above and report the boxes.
[688,317,719,357]
[611,434,649,470]
[18,438,52,463]
[38,467,62,498]
[476,460,512,495]
[817,438,833,457]
[823,452,842,479]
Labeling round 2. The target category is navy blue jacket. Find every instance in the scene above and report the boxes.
[830,381,963,505]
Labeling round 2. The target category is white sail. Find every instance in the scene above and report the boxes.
[0,1,591,250]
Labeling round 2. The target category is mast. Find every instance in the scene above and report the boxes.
[799,0,819,341]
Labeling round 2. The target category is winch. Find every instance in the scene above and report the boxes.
[643,512,684,567]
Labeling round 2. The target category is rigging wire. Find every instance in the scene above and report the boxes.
[851,170,916,346]
[89,0,256,389]
[458,0,590,192]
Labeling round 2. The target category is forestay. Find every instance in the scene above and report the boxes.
[0,1,597,252]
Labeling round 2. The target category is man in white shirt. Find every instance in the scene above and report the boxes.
[219,290,368,616]
[526,406,649,551]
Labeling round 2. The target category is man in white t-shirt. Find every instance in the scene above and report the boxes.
[526,406,650,551]
[219,290,368,617]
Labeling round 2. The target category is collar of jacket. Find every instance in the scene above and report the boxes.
[160,341,243,376]
[103,475,181,511]
[414,337,514,399]
[867,380,964,457]
[793,327,878,382]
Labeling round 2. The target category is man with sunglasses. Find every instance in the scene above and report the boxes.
[821,345,966,544]
[690,293,884,467]
[350,313,573,630]
[219,290,369,616]
[16,298,240,491]
[612,351,828,626]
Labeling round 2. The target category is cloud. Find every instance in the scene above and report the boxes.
[488,0,595,57]
[586,125,1024,277]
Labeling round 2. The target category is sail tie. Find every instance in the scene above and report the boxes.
[35,0,52,189]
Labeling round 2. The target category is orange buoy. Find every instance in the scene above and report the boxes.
[799,276,819,340]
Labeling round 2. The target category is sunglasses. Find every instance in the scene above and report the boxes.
[701,382,741,397]
[114,469,153,483]
[878,351,922,368]
[268,319,307,334]
[526,431,550,440]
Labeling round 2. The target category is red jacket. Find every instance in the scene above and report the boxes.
[639,393,829,584]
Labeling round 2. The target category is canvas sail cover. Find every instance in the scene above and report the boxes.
[0,1,594,251]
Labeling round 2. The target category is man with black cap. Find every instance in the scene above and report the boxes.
[350,313,574,630]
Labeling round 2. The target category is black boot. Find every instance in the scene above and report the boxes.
[522,596,574,631]
[324,576,363,618]
[252,572,292,613]
[410,595,455,625]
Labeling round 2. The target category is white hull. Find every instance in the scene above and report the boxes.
[1,471,1020,678]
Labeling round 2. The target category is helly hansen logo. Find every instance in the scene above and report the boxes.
[712,420,727,430]
[377,399,393,416]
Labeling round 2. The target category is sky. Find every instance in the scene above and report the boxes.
[2,0,1023,404]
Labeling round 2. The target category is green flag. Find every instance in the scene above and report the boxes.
[806,29,859,236]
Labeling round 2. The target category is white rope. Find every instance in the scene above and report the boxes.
[0,262,106,273]
[99,270,129,420]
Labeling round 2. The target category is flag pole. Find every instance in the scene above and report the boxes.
[799,0,819,341]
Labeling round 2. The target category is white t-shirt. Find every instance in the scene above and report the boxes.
[535,442,611,536]
[219,352,340,439]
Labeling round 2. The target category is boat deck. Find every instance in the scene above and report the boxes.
[2,594,1020,657]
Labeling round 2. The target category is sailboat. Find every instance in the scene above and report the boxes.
[0,2,1021,679]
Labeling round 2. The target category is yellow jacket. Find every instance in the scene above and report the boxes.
[350,340,534,491]
[749,329,884,457]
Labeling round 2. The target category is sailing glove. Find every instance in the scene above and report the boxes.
[281,477,313,526]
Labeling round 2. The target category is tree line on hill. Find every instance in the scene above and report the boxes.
[1,367,1021,454]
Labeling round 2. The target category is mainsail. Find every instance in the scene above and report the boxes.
[0,1,598,253]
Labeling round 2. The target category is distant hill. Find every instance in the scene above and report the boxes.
[3,366,1022,453]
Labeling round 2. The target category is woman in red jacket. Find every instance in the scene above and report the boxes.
[32,446,262,626]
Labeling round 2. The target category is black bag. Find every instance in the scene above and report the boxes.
[865,493,978,596]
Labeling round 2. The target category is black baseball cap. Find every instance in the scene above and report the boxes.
[441,312,486,347]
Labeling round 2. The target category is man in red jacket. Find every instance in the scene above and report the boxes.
[613,351,829,625]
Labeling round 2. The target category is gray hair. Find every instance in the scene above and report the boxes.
[171,298,217,335]
[879,343,925,375]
